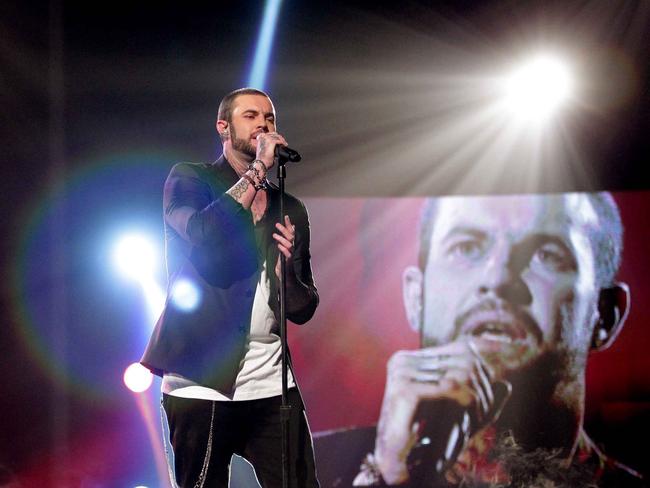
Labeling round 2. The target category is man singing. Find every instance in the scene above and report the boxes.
[141,88,320,488]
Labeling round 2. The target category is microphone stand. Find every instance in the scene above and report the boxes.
[276,148,291,488]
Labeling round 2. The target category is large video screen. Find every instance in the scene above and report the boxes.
[292,191,649,487]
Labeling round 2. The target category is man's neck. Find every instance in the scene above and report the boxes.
[223,147,253,177]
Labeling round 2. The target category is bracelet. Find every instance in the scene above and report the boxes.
[242,173,266,191]
[248,160,268,179]
[353,453,385,486]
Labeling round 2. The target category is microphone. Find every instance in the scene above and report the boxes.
[408,381,512,480]
[409,400,470,480]
[275,145,302,163]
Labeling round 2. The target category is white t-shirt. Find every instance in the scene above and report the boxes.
[162,263,295,401]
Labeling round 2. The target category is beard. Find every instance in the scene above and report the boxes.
[230,124,257,158]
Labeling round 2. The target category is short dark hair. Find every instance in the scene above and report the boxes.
[417,193,623,289]
[217,87,271,124]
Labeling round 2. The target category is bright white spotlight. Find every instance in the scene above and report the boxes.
[123,362,153,393]
[112,234,157,281]
[171,278,202,312]
[502,53,573,121]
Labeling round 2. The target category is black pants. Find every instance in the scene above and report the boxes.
[162,389,320,488]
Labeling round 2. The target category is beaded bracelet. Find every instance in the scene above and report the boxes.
[242,172,266,191]
[248,160,268,179]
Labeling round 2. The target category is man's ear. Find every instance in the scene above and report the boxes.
[403,266,424,333]
[591,282,630,351]
[216,119,229,138]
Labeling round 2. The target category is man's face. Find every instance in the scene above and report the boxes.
[419,194,600,379]
[228,94,276,158]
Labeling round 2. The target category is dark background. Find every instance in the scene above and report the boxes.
[2,1,649,486]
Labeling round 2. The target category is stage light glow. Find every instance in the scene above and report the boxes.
[502,54,573,122]
[112,234,157,281]
[247,0,283,89]
[111,233,166,322]
[133,386,170,486]
[171,278,201,312]
[123,362,153,393]
[141,276,166,323]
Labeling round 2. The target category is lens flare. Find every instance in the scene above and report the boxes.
[123,362,153,393]
[171,278,201,312]
[10,152,171,400]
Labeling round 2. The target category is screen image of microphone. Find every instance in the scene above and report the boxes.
[409,399,469,478]
[275,145,302,162]
[407,381,511,481]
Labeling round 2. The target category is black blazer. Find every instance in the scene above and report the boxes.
[141,156,318,392]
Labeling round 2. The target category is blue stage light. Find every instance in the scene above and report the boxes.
[112,233,166,322]
[113,233,157,281]
[248,0,283,89]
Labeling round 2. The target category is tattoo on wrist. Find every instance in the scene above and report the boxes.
[228,179,249,201]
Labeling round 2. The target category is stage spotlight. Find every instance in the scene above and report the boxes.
[171,278,201,312]
[112,234,157,282]
[123,362,153,393]
[502,53,573,122]
[248,0,282,89]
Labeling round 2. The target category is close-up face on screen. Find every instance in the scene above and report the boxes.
[303,192,647,487]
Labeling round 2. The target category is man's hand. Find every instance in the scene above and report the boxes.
[256,131,288,170]
[374,339,509,485]
[274,215,295,280]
